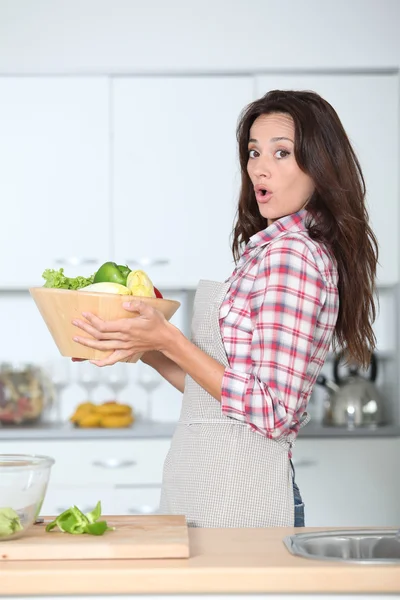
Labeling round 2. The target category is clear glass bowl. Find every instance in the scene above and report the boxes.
[0,454,55,541]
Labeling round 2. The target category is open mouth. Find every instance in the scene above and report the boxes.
[255,185,272,202]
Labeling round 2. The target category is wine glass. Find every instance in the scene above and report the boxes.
[101,362,129,402]
[76,361,100,402]
[136,362,162,422]
[45,358,71,422]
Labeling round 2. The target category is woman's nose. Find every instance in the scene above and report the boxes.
[253,158,272,178]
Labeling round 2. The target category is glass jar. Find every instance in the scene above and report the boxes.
[0,363,54,425]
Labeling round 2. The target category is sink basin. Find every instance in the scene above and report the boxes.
[284,529,400,564]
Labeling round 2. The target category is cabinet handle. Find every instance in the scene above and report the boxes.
[292,459,318,468]
[125,258,169,267]
[56,257,98,266]
[92,459,137,469]
[56,506,95,514]
[56,506,94,514]
[128,505,157,515]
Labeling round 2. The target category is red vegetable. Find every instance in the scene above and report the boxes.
[154,286,163,298]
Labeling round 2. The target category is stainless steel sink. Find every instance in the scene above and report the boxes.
[284,529,400,564]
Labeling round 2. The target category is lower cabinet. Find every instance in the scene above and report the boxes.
[3,436,400,525]
[113,487,162,515]
[293,438,400,527]
[41,484,162,516]
[2,437,170,517]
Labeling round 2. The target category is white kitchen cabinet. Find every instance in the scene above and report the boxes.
[255,74,400,286]
[111,76,254,288]
[1,438,170,517]
[40,481,161,516]
[41,484,116,517]
[3,436,399,524]
[113,486,162,516]
[0,77,111,288]
[293,438,400,527]
[0,438,171,486]
[41,484,162,517]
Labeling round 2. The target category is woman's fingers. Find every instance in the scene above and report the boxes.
[90,349,132,367]
[72,316,131,341]
[72,335,134,351]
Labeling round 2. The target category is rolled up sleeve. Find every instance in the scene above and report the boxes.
[221,238,326,438]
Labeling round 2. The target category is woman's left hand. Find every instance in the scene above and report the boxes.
[72,300,171,367]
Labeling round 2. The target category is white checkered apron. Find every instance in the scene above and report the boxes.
[159,279,298,527]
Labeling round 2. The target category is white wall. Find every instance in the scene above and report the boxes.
[0,0,399,73]
[0,0,399,424]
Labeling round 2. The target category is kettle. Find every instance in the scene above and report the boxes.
[316,352,385,428]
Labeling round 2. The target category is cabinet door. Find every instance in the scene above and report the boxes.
[2,439,171,486]
[293,438,400,527]
[114,486,161,515]
[42,484,116,517]
[255,74,399,286]
[112,76,253,287]
[0,77,111,288]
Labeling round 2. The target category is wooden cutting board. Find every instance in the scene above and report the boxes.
[0,515,190,561]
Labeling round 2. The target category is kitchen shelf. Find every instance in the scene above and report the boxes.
[1,420,399,441]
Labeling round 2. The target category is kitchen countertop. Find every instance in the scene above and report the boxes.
[1,420,399,440]
[0,526,399,597]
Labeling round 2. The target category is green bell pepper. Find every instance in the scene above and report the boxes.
[45,501,114,536]
[93,262,132,286]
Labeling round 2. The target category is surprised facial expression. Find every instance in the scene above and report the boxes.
[247,113,315,224]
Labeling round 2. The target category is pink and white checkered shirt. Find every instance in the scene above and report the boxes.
[220,209,339,440]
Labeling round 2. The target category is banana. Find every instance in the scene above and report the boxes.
[96,403,132,416]
[70,402,97,423]
[78,413,103,428]
[70,400,134,428]
[100,414,134,428]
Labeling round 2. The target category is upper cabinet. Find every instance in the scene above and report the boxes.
[0,77,110,288]
[111,76,254,288]
[2,73,397,290]
[255,74,400,286]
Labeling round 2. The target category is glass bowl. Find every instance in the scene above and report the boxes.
[0,454,55,541]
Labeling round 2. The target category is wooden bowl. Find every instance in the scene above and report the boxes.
[29,287,181,361]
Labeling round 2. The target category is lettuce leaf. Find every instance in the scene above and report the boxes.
[42,268,95,290]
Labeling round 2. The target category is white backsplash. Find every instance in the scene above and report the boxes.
[0,284,398,425]
[0,289,189,424]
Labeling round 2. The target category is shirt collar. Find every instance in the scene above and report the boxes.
[248,208,310,249]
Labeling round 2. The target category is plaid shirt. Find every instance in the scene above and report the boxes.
[220,209,339,440]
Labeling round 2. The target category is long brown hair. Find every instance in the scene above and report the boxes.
[232,89,379,369]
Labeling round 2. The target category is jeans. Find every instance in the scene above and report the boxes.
[291,460,305,527]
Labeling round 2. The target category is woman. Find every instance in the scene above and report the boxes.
[72,90,378,528]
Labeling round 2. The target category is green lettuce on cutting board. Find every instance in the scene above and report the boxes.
[45,501,114,536]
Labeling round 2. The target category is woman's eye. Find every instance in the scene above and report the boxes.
[275,149,290,159]
[248,149,259,158]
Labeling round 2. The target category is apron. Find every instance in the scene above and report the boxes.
[159,279,307,527]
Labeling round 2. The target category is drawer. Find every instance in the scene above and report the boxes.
[2,439,171,486]
[42,483,116,517]
[42,484,162,518]
[113,486,162,515]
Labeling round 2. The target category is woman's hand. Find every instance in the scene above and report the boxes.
[72,300,172,367]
